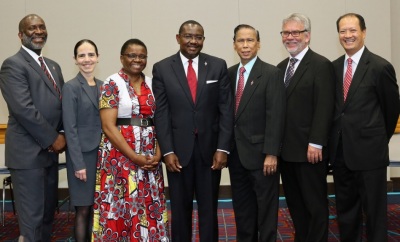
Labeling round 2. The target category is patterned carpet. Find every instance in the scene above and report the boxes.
[1,195,400,241]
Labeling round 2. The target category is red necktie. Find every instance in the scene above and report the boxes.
[235,67,246,114]
[187,59,197,102]
[343,58,352,102]
[38,57,61,99]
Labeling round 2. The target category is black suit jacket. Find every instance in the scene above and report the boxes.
[330,47,400,170]
[277,49,335,162]
[229,57,285,170]
[0,47,64,169]
[152,52,233,166]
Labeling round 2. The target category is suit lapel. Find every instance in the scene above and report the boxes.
[171,52,195,106]
[20,49,60,99]
[78,73,99,109]
[286,49,312,98]
[195,53,207,105]
[235,58,261,120]
[344,49,370,108]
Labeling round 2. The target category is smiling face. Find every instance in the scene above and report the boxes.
[75,42,98,75]
[176,23,204,59]
[233,27,260,65]
[282,20,310,57]
[120,44,147,77]
[338,16,366,56]
[18,15,47,51]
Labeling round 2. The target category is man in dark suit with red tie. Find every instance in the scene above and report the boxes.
[152,20,233,242]
[277,13,335,242]
[330,13,400,241]
[228,24,285,242]
[0,14,65,241]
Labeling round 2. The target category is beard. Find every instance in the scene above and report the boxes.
[21,33,47,50]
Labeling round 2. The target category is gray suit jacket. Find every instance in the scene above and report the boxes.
[62,72,102,171]
[0,47,64,169]
[229,57,286,170]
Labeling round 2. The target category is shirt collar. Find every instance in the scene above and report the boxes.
[180,52,199,66]
[21,45,42,61]
[289,46,309,62]
[345,46,365,64]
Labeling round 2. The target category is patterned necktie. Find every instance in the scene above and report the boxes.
[343,58,353,102]
[284,58,298,88]
[187,59,197,102]
[38,57,61,99]
[235,66,246,114]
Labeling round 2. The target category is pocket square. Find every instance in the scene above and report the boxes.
[206,80,218,84]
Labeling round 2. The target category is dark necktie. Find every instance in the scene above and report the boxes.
[38,57,61,99]
[187,59,197,102]
[284,58,298,88]
[343,58,353,102]
[235,66,246,114]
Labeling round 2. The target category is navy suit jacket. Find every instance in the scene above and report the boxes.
[152,52,233,166]
[0,47,64,169]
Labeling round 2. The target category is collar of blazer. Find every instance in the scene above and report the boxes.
[234,57,262,119]
[172,52,208,106]
[77,72,100,109]
[20,48,62,100]
[285,49,313,98]
[342,48,370,108]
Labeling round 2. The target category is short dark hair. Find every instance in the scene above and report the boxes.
[178,20,203,34]
[18,14,43,32]
[336,13,366,32]
[233,24,260,41]
[120,38,147,55]
[74,39,99,58]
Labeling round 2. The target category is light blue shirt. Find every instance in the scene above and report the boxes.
[235,56,257,93]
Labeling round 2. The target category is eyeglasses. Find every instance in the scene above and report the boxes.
[122,53,147,60]
[280,30,307,37]
[180,34,205,42]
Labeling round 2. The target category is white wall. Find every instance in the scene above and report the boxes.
[0,0,399,187]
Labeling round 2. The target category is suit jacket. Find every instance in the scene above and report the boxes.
[152,52,233,166]
[0,47,64,169]
[277,49,335,162]
[330,47,400,170]
[62,72,102,171]
[229,57,286,170]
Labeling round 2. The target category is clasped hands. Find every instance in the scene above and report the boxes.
[48,133,66,154]
[137,154,161,171]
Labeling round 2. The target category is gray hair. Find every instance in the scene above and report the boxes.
[282,13,311,33]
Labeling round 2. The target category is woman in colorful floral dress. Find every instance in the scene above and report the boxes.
[92,39,169,241]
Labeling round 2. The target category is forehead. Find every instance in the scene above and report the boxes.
[181,24,204,34]
[77,42,96,52]
[283,20,304,29]
[339,16,360,29]
[236,28,257,38]
[23,16,46,28]
[125,44,147,53]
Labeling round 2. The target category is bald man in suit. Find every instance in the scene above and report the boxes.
[0,14,65,241]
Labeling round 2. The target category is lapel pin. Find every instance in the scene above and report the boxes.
[251,80,254,85]
[204,62,207,66]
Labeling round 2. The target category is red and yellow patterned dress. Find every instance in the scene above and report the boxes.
[92,70,169,241]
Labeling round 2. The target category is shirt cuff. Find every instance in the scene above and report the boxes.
[217,149,230,155]
[309,143,322,149]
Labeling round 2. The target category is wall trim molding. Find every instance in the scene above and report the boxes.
[0,124,6,144]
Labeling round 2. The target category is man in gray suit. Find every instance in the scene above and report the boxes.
[0,14,65,241]
[228,24,285,242]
